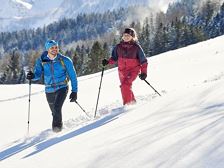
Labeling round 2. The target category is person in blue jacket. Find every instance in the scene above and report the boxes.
[26,40,78,132]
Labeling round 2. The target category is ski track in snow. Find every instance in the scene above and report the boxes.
[1,36,224,167]
[1,69,220,162]
[0,90,44,102]
[0,69,114,103]
[0,93,158,161]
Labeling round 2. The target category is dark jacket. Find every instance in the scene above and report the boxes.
[109,41,148,74]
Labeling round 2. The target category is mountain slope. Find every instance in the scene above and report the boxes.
[0,0,176,32]
[0,35,224,167]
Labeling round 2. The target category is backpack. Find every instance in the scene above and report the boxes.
[40,54,70,86]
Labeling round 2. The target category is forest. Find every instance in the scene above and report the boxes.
[0,0,223,84]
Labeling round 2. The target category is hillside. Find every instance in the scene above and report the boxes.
[0,0,176,32]
[0,35,224,167]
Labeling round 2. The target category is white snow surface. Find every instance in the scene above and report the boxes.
[14,0,32,9]
[1,35,224,167]
[0,0,176,32]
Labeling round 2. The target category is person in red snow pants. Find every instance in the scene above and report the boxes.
[102,28,148,105]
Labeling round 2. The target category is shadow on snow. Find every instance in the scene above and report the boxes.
[0,107,125,161]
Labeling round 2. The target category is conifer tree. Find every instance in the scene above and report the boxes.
[86,41,104,74]
[4,49,22,84]
[139,18,151,57]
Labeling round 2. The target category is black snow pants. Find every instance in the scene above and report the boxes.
[46,86,68,129]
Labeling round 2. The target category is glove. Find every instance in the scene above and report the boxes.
[26,71,35,80]
[102,59,109,66]
[69,92,77,102]
[139,73,147,80]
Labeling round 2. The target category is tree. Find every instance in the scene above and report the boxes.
[2,49,22,84]
[153,23,169,55]
[209,2,224,37]
[139,18,151,57]
[86,41,104,74]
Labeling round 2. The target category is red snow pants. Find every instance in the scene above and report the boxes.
[118,59,140,105]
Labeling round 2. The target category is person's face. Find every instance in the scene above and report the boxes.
[48,45,59,56]
[122,33,133,42]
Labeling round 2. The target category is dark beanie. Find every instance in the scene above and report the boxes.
[123,28,135,37]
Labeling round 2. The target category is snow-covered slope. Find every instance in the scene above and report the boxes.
[1,35,224,167]
[0,0,63,32]
[0,0,176,32]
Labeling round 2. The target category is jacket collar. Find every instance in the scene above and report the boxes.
[119,40,136,49]
[41,51,62,62]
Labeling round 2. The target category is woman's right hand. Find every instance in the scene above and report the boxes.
[102,59,109,66]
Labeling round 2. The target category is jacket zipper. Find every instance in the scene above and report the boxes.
[51,61,56,91]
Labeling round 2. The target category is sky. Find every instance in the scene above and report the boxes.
[0,35,224,167]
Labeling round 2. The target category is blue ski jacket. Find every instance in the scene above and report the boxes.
[33,51,78,93]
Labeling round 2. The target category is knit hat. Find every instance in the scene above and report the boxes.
[45,40,58,51]
[123,28,135,37]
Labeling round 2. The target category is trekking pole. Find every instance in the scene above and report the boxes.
[27,78,32,134]
[143,79,161,96]
[94,66,105,118]
[75,101,91,118]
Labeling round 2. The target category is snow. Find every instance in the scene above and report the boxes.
[1,35,224,167]
[0,0,176,32]
[150,0,177,12]
[14,0,32,10]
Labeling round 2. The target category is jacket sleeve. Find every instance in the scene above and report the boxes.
[108,45,118,64]
[33,58,43,81]
[141,62,148,74]
[64,57,78,92]
[136,44,148,74]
